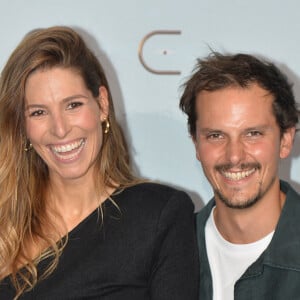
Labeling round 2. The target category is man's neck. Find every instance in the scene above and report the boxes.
[213,189,286,244]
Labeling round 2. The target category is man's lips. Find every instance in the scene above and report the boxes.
[215,163,261,181]
[222,168,256,180]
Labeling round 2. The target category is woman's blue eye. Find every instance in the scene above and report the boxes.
[30,109,45,117]
[67,102,83,109]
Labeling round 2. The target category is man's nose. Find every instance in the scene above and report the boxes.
[225,138,246,166]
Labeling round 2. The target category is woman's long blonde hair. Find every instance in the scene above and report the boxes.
[0,26,138,298]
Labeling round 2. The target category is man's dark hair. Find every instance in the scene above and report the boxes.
[179,52,300,137]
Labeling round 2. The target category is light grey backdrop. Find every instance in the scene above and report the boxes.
[1,0,299,210]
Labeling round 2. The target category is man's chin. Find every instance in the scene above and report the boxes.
[215,190,261,209]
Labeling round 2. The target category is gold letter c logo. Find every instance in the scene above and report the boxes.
[138,30,181,75]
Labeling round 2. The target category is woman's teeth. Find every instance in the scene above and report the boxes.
[52,139,85,153]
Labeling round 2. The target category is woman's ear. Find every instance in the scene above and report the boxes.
[98,86,109,120]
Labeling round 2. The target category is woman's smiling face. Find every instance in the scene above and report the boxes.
[24,67,109,183]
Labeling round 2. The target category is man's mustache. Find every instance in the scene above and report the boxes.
[215,162,261,172]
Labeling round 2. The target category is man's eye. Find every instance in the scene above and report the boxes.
[207,133,223,140]
[67,102,83,109]
[247,131,262,137]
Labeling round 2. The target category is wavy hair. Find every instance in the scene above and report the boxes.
[0,26,139,298]
[180,52,300,138]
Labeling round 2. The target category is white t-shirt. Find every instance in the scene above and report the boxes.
[205,207,274,300]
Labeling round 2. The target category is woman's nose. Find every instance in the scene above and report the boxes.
[50,113,71,138]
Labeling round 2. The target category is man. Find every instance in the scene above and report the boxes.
[180,52,300,299]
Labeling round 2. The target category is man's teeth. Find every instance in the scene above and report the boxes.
[52,139,84,153]
[223,168,256,180]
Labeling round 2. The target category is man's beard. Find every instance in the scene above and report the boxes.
[215,185,263,209]
[213,162,274,209]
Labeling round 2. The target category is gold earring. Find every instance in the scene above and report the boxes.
[103,119,110,134]
[24,140,32,152]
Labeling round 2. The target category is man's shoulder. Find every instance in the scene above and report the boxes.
[280,180,300,199]
[196,198,215,225]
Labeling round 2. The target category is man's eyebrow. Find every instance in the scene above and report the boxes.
[242,125,272,132]
[197,128,224,133]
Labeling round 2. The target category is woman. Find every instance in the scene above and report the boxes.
[0,26,199,299]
